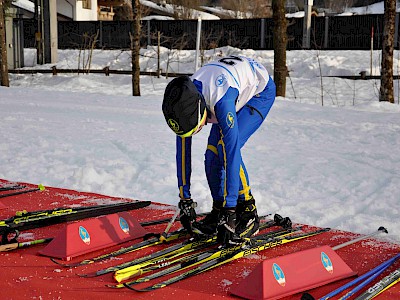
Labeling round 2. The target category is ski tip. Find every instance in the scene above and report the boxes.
[378,226,389,234]
[50,257,68,267]
[105,283,124,289]
[76,272,95,278]
[38,184,45,191]
[122,282,136,291]
[51,257,83,268]
[123,282,150,292]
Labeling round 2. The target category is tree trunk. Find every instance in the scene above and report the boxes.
[131,0,141,96]
[0,0,10,87]
[272,0,287,97]
[380,0,395,103]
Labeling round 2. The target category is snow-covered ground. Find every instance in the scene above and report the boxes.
[1,46,399,244]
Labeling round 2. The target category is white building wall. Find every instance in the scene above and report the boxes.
[75,0,98,20]
[56,0,97,20]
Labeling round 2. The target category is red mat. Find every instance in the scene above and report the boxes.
[0,179,399,300]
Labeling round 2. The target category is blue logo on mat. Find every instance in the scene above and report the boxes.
[321,252,333,273]
[79,226,90,245]
[119,217,130,234]
[272,263,286,287]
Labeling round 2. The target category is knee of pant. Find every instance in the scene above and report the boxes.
[205,147,218,164]
[205,148,219,172]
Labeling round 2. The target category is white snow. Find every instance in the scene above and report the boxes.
[337,1,400,16]
[0,46,399,244]
[286,1,400,17]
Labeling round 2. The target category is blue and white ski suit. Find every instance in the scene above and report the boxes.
[176,55,276,208]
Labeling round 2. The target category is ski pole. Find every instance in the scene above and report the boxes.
[0,212,190,251]
[139,212,209,227]
[0,237,53,252]
[0,184,45,199]
[320,253,400,300]
[159,207,180,241]
[332,226,388,250]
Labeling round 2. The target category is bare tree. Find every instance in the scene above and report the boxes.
[380,0,395,103]
[272,0,287,97]
[77,31,99,74]
[131,0,141,96]
[219,0,272,18]
[219,0,249,18]
[249,0,273,18]
[0,0,9,87]
[169,0,201,19]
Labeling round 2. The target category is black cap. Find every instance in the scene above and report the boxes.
[162,76,206,136]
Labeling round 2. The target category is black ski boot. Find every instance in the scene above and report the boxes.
[235,197,260,239]
[192,201,223,235]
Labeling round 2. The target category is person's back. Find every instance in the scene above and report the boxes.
[191,55,270,116]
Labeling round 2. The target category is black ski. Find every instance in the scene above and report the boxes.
[4,212,204,253]
[0,200,151,244]
[0,184,45,199]
[124,227,330,292]
[50,213,211,267]
[78,214,290,278]
[0,184,25,192]
[111,226,297,285]
[51,228,189,268]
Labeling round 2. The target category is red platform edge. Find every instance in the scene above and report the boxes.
[38,211,149,261]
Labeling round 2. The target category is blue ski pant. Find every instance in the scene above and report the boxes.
[204,76,276,206]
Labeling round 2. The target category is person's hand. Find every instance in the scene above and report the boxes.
[178,199,197,234]
[216,208,239,247]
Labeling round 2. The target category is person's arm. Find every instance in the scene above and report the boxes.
[176,135,192,199]
[176,135,197,234]
[214,87,240,208]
